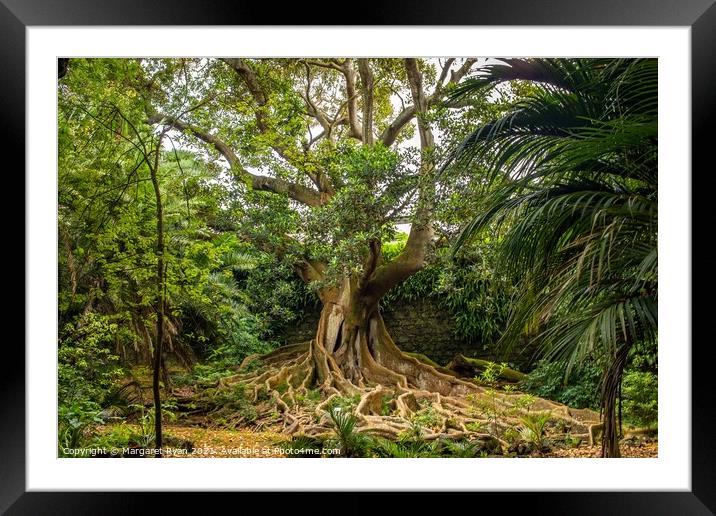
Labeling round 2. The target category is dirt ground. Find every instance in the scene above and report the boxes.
[165,425,287,457]
[159,425,657,458]
[546,441,657,458]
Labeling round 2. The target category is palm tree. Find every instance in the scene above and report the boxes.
[448,58,657,457]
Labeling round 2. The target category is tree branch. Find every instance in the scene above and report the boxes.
[298,58,343,72]
[357,58,374,145]
[146,113,323,207]
[447,58,478,91]
[380,58,478,147]
[380,105,417,147]
[302,63,332,135]
[365,59,438,302]
[359,238,382,292]
[221,58,267,106]
[436,58,455,88]
[341,59,363,141]
[222,58,335,196]
[295,259,326,283]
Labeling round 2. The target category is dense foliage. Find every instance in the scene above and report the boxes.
[59,60,274,364]
[381,235,515,347]
[519,359,602,410]
[57,60,279,451]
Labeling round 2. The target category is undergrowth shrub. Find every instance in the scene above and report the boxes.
[204,383,258,427]
[381,240,515,347]
[58,313,125,453]
[519,359,601,410]
[621,370,658,428]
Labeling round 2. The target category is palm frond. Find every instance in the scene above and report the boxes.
[450,58,657,379]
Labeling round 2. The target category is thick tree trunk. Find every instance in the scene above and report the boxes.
[309,278,474,397]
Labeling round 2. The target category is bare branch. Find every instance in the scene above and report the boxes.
[146,113,323,207]
[298,58,343,72]
[380,58,478,147]
[436,58,456,88]
[380,105,417,147]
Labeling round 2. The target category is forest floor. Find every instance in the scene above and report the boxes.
[546,441,657,458]
[96,423,657,458]
[163,425,286,457]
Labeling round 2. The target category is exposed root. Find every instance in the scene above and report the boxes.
[220,329,599,449]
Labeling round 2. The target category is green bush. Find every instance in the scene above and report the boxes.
[326,394,362,413]
[372,437,493,458]
[519,359,601,410]
[327,408,372,457]
[621,370,658,428]
[518,412,552,448]
[58,400,104,452]
[58,313,125,405]
[241,254,318,339]
[411,405,440,431]
[294,388,322,410]
[205,383,258,427]
[381,243,515,346]
[58,313,126,452]
[90,422,136,450]
[371,438,442,458]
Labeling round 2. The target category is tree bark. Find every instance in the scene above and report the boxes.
[357,59,374,145]
[601,343,630,458]
[307,277,474,397]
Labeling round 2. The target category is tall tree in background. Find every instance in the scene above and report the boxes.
[449,58,658,456]
[88,105,171,454]
[148,128,168,455]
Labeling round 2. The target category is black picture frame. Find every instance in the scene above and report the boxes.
[5,1,714,513]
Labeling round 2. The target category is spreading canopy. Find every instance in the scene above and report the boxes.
[140,58,491,299]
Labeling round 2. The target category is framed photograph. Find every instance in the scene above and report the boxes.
[7,0,714,513]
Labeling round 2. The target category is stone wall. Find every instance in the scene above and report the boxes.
[381,299,468,365]
[277,298,538,368]
[280,306,322,345]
